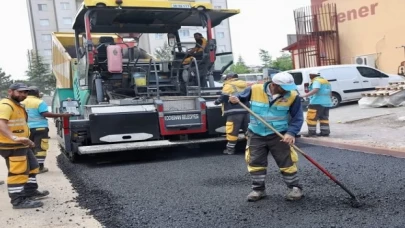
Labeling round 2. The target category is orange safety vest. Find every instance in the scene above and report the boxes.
[0,98,29,149]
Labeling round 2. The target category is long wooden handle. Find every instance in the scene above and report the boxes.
[237,101,285,139]
[237,101,307,155]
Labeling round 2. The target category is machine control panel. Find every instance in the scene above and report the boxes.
[61,99,80,116]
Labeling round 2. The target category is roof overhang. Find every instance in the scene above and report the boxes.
[282,35,317,51]
[282,42,299,51]
[72,5,240,34]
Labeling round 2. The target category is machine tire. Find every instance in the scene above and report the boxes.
[331,92,341,108]
[68,150,78,163]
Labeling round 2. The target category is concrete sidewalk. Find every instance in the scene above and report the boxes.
[0,124,102,228]
[298,102,405,157]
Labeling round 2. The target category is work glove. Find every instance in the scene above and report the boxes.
[214,100,220,105]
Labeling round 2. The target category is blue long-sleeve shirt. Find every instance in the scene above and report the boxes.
[236,86,304,136]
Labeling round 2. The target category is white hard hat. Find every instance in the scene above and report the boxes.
[309,70,320,76]
[271,72,297,91]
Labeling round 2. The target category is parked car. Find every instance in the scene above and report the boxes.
[286,64,405,108]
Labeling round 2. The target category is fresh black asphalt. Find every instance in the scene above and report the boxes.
[57,142,405,228]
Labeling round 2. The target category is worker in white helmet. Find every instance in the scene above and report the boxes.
[229,72,304,202]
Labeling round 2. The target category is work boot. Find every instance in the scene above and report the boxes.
[39,167,49,174]
[223,148,235,155]
[317,133,329,137]
[0,180,4,185]
[13,199,44,209]
[285,187,303,201]
[247,190,266,202]
[26,190,50,200]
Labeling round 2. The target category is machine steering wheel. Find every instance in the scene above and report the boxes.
[172,42,203,53]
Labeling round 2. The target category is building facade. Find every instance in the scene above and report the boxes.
[285,0,405,75]
[26,0,233,65]
[26,0,82,64]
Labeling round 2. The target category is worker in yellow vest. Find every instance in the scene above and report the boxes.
[229,72,304,202]
[182,33,207,65]
[214,73,249,154]
[0,83,49,209]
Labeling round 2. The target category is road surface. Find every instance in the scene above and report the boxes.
[58,142,405,228]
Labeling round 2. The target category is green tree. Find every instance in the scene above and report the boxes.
[0,68,12,98]
[259,49,272,68]
[272,53,293,71]
[258,49,294,72]
[226,55,251,74]
[154,42,173,61]
[12,79,30,84]
[26,50,56,95]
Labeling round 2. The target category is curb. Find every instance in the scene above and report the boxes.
[342,113,393,124]
[296,137,405,159]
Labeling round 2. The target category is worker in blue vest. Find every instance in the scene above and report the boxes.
[301,71,332,137]
[22,86,72,173]
[229,72,304,202]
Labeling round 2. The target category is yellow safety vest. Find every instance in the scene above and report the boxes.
[221,79,248,116]
[195,38,207,52]
[0,98,29,149]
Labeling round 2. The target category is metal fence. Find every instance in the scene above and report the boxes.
[293,3,341,68]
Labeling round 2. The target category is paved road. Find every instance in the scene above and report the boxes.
[58,142,405,228]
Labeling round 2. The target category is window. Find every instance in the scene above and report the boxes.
[60,2,70,10]
[179,29,190,37]
[238,75,246,81]
[217,32,225,39]
[290,72,303,85]
[217,45,226,53]
[39,19,49,26]
[44,49,52,56]
[155,34,163,39]
[41,34,51,41]
[356,67,388,78]
[246,75,256,82]
[63,17,72,25]
[38,4,47,11]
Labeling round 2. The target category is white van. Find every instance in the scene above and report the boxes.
[219,73,264,86]
[286,64,405,108]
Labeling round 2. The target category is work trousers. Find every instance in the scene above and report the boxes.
[225,113,249,151]
[29,128,50,167]
[0,148,39,205]
[245,130,302,191]
[306,104,330,135]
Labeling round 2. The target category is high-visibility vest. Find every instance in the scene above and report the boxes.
[0,98,29,149]
[221,78,249,116]
[195,38,207,52]
[248,84,297,136]
[22,95,49,128]
[309,76,332,107]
